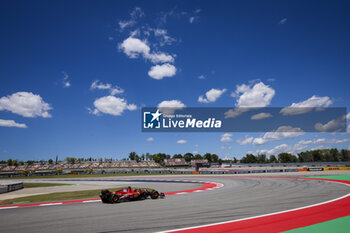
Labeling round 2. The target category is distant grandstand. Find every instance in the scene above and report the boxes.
[163,158,189,167]
[0,161,160,173]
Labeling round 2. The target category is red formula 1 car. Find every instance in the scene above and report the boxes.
[99,187,165,203]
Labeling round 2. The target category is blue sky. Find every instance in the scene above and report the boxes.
[0,0,349,161]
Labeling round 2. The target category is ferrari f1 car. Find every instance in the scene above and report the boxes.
[99,187,165,203]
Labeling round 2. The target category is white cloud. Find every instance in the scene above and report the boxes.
[256,136,350,156]
[89,96,137,116]
[237,136,254,145]
[238,126,304,146]
[0,119,27,128]
[158,100,185,115]
[220,133,233,142]
[279,18,287,24]
[255,142,308,156]
[315,116,346,132]
[194,144,199,147]
[253,126,304,145]
[313,138,350,144]
[119,37,150,59]
[233,81,275,107]
[221,145,232,150]
[198,88,226,103]
[154,29,176,46]
[177,139,187,144]
[347,113,350,132]
[119,37,175,64]
[147,53,174,64]
[280,95,332,115]
[256,144,291,155]
[224,108,252,119]
[189,17,195,23]
[0,92,52,118]
[148,63,176,80]
[198,75,205,79]
[90,80,124,96]
[62,72,71,88]
[250,112,272,120]
[146,137,154,142]
[118,7,145,30]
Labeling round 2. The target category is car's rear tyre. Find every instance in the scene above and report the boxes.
[112,195,120,203]
[151,191,159,199]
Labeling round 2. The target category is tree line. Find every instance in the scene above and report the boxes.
[239,148,350,163]
[1,148,349,166]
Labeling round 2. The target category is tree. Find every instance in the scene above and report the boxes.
[340,149,350,162]
[203,153,212,162]
[211,154,219,163]
[257,154,267,163]
[233,157,238,163]
[48,159,53,164]
[183,153,194,162]
[13,160,18,166]
[65,157,76,164]
[7,159,13,166]
[26,160,35,165]
[194,154,203,160]
[152,153,169,163]
[135,155,141,162]
[240,154,257,163]
[330,148,339,162]
[129,152,137,161]
[173,154,183,159]
[269,155,277,163]
[298,151,313,162]
[141,154,145,160]
[278,153,297,163]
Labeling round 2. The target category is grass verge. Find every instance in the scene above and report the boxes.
[0,187,154,205]
[23,183,72,188]
[283,215,350,233]
[307,174,350,181]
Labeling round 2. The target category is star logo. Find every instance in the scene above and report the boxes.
[151,109,162,122]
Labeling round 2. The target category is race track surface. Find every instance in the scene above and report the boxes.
[0,176,349,233]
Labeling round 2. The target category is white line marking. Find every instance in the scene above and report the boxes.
[176,192,187,195]
[82,200,101,203]
[0,206,19,210]
[156,180,350,233]
[194,190,203,192]
[39,203,63,206]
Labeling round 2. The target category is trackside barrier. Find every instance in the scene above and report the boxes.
[298,168,308,172]
[0,182,23,194]
[308,167,324,171]
[324,167,350,171]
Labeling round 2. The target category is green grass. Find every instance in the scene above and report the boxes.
[307,174,350,181]
[283,215,350,233]
[0,186,154,205]
[0,173,195,180]
[287,175,350,233]
[23,183,72,188]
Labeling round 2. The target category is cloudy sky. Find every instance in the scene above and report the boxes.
[0,0,349,161]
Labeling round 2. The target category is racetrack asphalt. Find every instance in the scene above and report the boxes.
[0,176,349,233]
